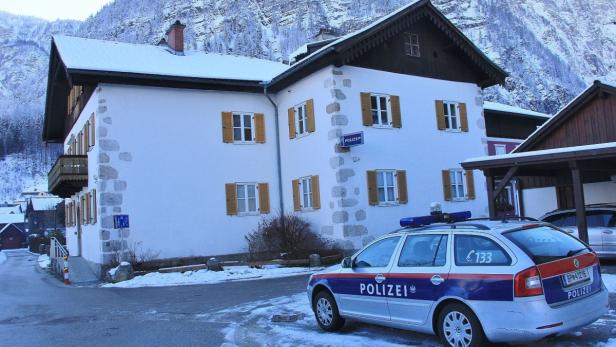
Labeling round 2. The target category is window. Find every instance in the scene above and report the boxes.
[233,113,254,143]
[398,234,448,267]
[376,170,397,204]
[370,94,391,127]
[404,33,420,57]
[455,235,511,266]
[354,236,401,268]
[295,103,308,137]
[88,114,96,149]
[449,169,467,200]
[300,177,313,209]
[443,101,460,131]
[236,183,258,214]
[543,212,576,227]
[504,226,589,265]
[494,144,507,155]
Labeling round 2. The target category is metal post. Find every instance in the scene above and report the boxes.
[570,162,589,243]
[486,173,496,218]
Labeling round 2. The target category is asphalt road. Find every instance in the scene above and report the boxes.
[0,249,310,346]
[1,250,615,347]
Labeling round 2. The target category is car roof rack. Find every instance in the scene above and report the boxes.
[466,216,538,223]
[400,223,491,232]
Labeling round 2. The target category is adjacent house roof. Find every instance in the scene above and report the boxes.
[29,196,63,211]
[0,223,25,236]
[483,101,550,120]
[0,213,25,225]
[0,205,22,215]
[514,80,616,153]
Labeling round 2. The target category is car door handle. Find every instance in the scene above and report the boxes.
[431,275,445,286]
[603,230,614,235]
[375,274,386,283]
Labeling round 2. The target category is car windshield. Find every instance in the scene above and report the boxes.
[504,226,590,265]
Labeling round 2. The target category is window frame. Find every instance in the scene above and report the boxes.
[454,234,512,267]
[404,32,421,58]
[235,182,259,216]
[449,169,468,201]
[299,176,313,210]
[232,112,256,144]
[376,169,398,205]
[370,93,392,128]
[443,101,461,132]
[294,102,309,138]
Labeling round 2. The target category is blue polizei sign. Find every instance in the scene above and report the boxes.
[340,131,364,147]
[113,215,130,229]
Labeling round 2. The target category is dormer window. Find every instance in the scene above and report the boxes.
[404,33,420,58]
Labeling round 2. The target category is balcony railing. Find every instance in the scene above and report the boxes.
[48,155,88,198]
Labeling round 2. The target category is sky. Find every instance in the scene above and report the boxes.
[0,0,114,21]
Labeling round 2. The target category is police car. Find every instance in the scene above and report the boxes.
[307,211,609,347]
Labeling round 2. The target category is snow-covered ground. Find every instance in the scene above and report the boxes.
[0,251,7,265]
[103,265,322,288]
[212,276,616,347]
[37,254,50,269]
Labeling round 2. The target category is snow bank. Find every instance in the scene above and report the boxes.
[37,254,50,269]
[103,265,320,288]
[0,251,6,265]
[603,274,616,293]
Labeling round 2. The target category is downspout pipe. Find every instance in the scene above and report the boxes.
[263,82,284,215]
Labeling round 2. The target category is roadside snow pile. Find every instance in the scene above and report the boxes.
[0,251,6,265]
[603,274,616,293]
[103,265,321,288]
[107,261,130,277]
[37,254,50,269]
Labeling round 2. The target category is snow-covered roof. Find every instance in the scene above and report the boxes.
[0,213,25,224]
[53,35,290,82]
[30,196,63,211]
[0,205,21,214]
[464,142,616,164]
[483,101,550,119]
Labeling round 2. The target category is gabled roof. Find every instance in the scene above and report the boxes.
[268,0,507,90]
[514,80,616,153]
[28,196,63,211]
[0,223,25,236]
[0,213,24,225]
[483,101,551,120]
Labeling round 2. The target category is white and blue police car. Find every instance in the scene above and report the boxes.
[307,211,609,347]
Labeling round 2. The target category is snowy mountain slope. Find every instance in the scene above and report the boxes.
[0,0,614,202]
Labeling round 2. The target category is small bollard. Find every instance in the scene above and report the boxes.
[309,254,321,268]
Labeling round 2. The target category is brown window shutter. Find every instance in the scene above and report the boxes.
[311,175,321,209]
[396,170,408,204]
[391,95,402,128]
[306,99,316,133]
[90,113,96,147]
[361,92,373,126]
[81,196,86,224]
[225,183,237,215]
[288,107,296,139]
[442,170,452,201]
[84,122,89,152]
[92,189,97,224]
[465,170,476,200]
[86,192,91,224]
[222,112,233,143]
[254,113,266,143]
[367,170,378,205]
[435,100,446,130]
[459,103,469,132]
[72,202,76,226]
[258,183,270,214]
[65,204,69,226]
[292,179,301,211]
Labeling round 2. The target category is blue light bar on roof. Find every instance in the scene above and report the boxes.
[400,211,472,228]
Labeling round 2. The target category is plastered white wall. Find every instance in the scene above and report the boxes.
[522,187,558,218]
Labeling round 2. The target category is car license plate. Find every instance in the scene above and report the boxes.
[562,268,590,287]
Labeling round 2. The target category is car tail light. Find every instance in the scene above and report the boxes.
[515,266,543,297]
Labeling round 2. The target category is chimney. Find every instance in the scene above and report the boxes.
[166,20,186,54]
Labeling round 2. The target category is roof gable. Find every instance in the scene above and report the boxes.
[269,0,507,90]
[514,81,616,153]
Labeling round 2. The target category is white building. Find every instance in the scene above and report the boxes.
[43,0,508,275]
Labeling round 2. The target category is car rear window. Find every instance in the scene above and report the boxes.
[504,226,590,264]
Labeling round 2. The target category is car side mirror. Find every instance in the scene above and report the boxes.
[341,257,353,268]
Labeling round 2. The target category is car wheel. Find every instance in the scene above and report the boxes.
[313,290,344,332]
[438,303,488,347]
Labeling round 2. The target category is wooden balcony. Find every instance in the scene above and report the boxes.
[48,155,88,198]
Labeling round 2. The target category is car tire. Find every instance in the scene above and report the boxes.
[437,303,488,347]
[313,290,345,332]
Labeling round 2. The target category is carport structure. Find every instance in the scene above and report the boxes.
[463,81,616,243]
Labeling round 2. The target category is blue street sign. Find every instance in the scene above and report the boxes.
[340,131,364,148]
[114,215,130,229]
